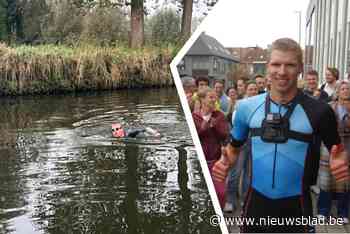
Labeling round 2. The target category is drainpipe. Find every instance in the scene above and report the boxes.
[340,0,349,79]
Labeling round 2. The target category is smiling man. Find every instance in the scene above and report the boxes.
[212,38,349,233]
[304,70,329,102]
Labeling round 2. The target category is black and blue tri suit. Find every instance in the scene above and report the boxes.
[231,90,340,233]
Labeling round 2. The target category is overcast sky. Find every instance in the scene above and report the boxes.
[200,0,310,48]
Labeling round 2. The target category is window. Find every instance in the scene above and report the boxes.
[213,58,219,72]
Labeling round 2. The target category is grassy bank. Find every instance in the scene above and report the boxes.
[0,44,177,96]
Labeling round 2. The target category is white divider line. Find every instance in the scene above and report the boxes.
[170,1,229,233]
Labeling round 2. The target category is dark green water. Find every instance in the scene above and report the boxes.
[0,89,220,234]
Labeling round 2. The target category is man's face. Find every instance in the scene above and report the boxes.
[246,83,258,97]
[305,74,318,90]
[214,82,224,97]
[197,81,208,91]
[267,50,302,95]
[255,77,266,91]
[237,80,246,95]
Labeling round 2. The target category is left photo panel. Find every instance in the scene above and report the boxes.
[0,1,221,234]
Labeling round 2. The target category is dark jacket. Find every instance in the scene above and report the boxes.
[304,89,329,103]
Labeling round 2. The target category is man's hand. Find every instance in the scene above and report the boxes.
[212,145,239,182]
[212,147,231,182]
[330,144,349,183]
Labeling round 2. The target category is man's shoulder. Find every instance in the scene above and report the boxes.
[300,92,333,116]
[235,93,266,117]
[239,93,266,107]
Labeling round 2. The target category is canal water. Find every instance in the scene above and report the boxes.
[0,89,220,234]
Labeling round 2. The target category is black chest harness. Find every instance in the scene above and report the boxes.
[250,93,314,143]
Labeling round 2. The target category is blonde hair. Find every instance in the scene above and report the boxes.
[197,86,214,100]
[268,38,303,65]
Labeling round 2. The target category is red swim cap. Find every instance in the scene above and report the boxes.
[112,123,125,138]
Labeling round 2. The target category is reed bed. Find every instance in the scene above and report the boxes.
[0,43,175,96]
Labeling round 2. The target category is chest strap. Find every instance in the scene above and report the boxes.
[250,128,314,143]
[251,91,314,143]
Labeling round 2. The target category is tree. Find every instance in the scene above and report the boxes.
[180,0,192,41]
[130,0,144,48]
[5,0,24,43]
[0,0,8,41]
[147,8,181,45]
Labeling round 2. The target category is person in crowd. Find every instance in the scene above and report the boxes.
[265,74,272,92]
[224,86,240,213]
[181,76,197,111]
[195,76,210,92]
[192,76,210,112]
[214,79,230,114]
[321,67,340,101]
[192,87,230,208]
[317,81,350,224]
[212,38,349,233]
[226,86,238,127]
[255,74,267,94]
[245,80,259,98]
[304,70,329,102]
[224,81,258,213]
[236,78,247,100]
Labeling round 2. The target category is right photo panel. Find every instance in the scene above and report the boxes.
[171,0,350,233]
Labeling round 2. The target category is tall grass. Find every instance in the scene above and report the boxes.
[0,43,176,96]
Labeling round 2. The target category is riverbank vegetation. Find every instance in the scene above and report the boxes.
[0,43,178,95]
[0,0,218,95]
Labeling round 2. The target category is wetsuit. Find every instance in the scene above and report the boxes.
[125,128,148,138]
[231,90,340,233]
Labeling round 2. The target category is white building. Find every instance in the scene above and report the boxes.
[305,0,350,81]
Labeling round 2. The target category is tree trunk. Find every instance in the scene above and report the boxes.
[130,0,144,48]
[180,0,193,41]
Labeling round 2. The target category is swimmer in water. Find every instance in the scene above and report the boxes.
[111,123,161,138]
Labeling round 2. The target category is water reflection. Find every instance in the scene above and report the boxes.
[0,89,219,234]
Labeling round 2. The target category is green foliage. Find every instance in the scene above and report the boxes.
[79,7,129,46]
[146,8,181,46]
[43,1,84,45]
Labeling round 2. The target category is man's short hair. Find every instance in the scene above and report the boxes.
[306,70,319,77]
[214,79,225,86]
[254,74,264,80]
[181,76,195,88]
[268,38,303,65]
[236,77,247,84]
[195,76,209,86]
[246,80,257,86]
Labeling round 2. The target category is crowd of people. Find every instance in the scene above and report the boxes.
[181,38,350,233]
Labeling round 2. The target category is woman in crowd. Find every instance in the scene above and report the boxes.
[317,81,350,223]
[192,87,230,208]
[226,86,238,128]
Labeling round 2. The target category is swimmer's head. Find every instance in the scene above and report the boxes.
[112,123,125,138]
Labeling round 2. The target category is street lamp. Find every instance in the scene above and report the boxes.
[294,10,302,45]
